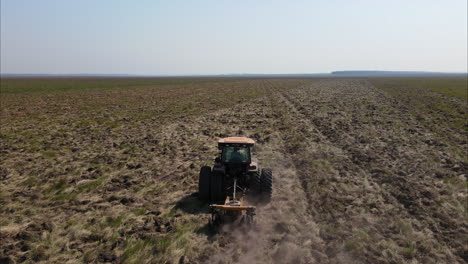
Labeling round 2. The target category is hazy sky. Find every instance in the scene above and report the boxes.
[1,0,467,75]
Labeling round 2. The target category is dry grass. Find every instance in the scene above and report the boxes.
[0,77,466,263]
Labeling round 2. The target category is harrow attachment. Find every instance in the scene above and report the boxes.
[209,196,256,226]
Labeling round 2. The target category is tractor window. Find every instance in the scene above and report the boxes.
[222,146,250,162]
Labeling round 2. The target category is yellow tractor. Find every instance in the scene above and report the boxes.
[198,137,272,225]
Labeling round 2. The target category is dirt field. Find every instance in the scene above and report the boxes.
[0,77,466,263]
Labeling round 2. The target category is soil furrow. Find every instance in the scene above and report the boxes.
[266,79,466,263]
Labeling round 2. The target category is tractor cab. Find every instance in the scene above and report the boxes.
[216,137,256,173]
[222,145,250,163]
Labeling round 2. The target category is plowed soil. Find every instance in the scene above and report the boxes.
[1,78,466,263]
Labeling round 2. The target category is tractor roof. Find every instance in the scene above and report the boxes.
[218,137,255,145]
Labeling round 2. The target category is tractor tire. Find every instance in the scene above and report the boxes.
[198,166,211,201]
[210,171,225,203]
[250,171,262,195]
[260,168,273,202]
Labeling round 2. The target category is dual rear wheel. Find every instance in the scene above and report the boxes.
[198,166,211,201]
[199,166,272,203]
[198,166,225,203]
[260,168,273,202]
[251,168,272,202]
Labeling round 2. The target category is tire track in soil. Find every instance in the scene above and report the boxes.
[265,80,365,263]
[203,80,328,264]
[207,135,327,264]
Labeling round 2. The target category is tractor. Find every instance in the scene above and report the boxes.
[198,137,272,225]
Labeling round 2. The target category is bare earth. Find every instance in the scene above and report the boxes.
[1,79,466,263]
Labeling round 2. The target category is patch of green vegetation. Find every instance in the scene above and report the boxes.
[144,181,171,197]
[119,219,200,262]
[53,192,77,201]
[29,245,48,261]
[402,243,417,259]
[155,237,172,253]
[120,144,137,154]
[310,159,333,169]
[105,215,124,228]
[131,208,148,216]
[77,176,107,192]
[23,209,35,217]
[83,248,99,263]
[42,151,57,159]
[24,139,42,152]
[442,177,467,189]
[122,237,173,258]
[22,176,39,187]
[161,208,178,220]
[345,228,372,252]
[43,178,67,195]
[396,78,467,100]
[170,222,195,249]
[75,119,92,128]
[43,175,107,201]
[131,183,148,193]
[0,217,8,227]
[397,219,413,236]
[344,239,359,252]
[121,239,151,263]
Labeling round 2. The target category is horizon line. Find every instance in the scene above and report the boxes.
[1,71,467,77]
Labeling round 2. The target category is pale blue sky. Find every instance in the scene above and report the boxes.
[1,0,467,75]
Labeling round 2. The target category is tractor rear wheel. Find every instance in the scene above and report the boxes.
[210,171,225,203]
[250,171,261,195]
[198,166,211,201]
[260,168,272,202]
